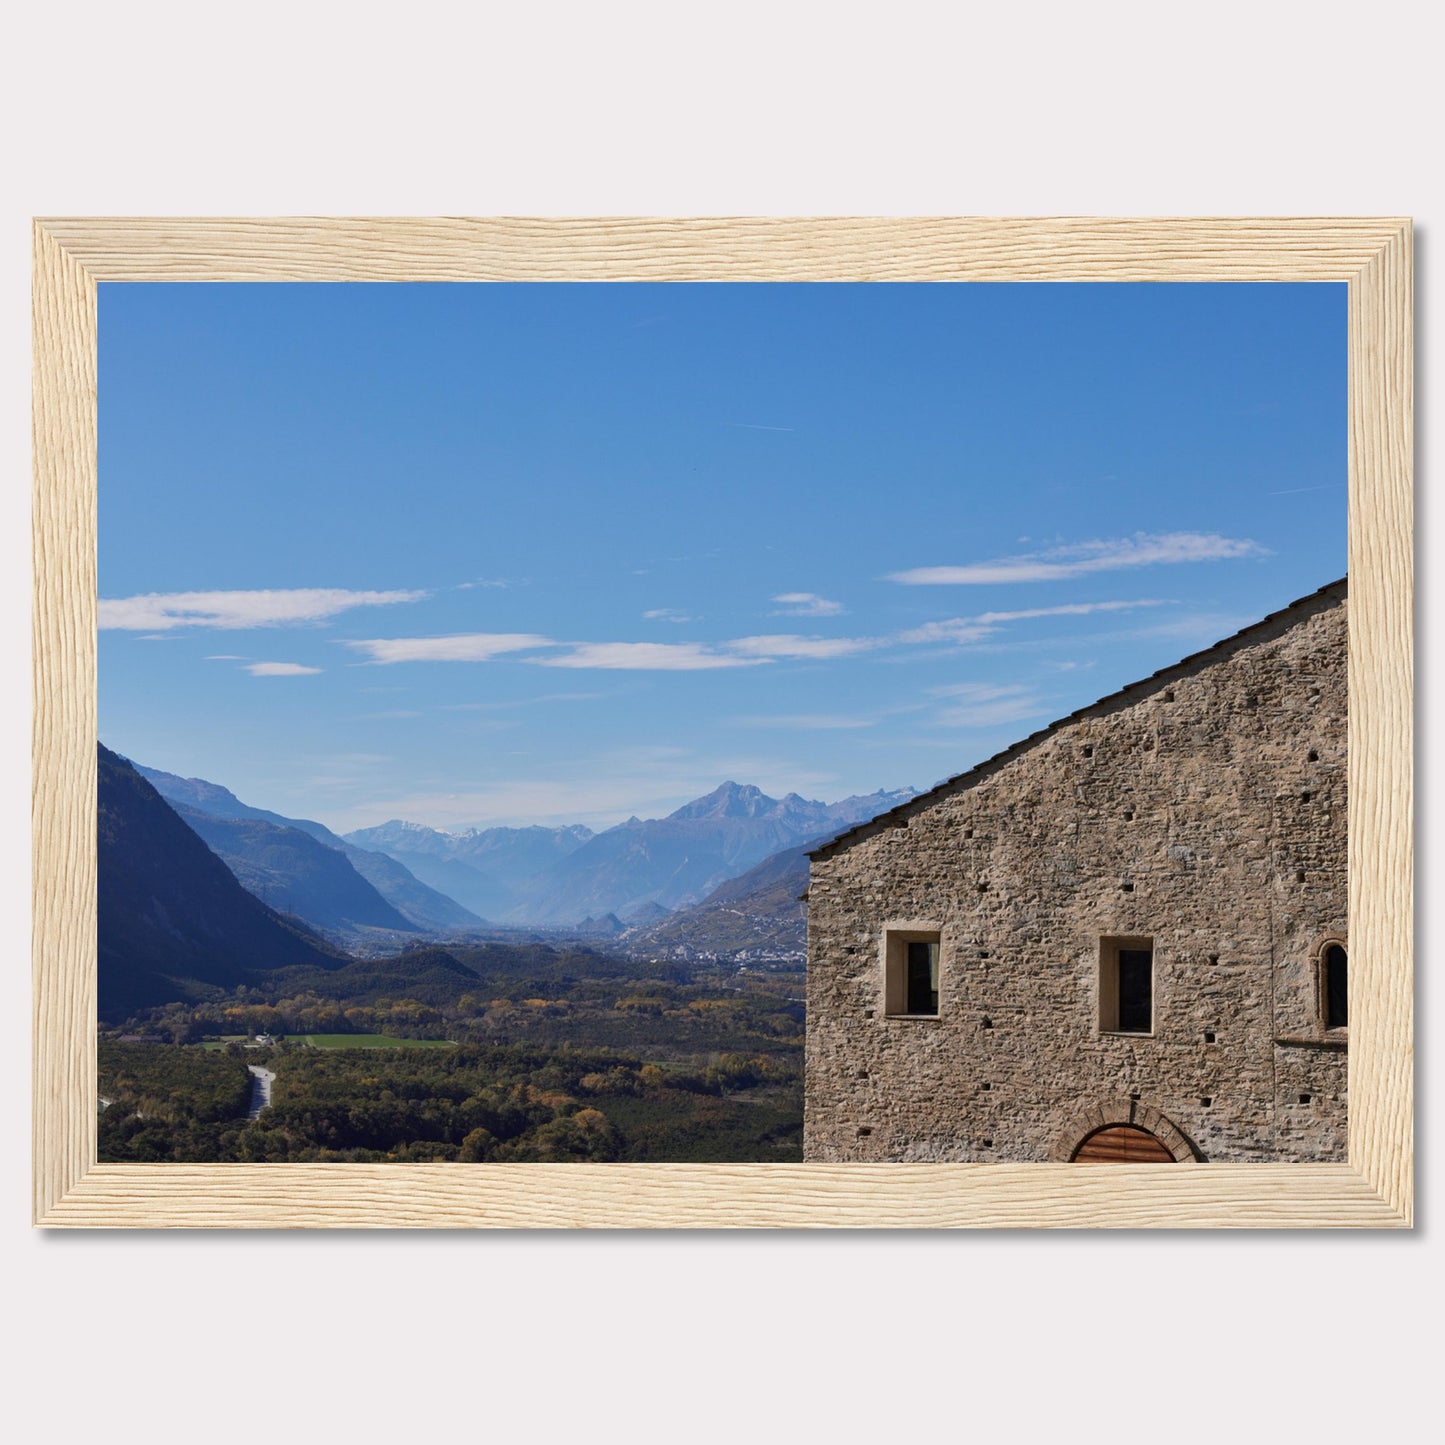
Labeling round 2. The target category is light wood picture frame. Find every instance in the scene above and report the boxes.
[33,217,1413,1228]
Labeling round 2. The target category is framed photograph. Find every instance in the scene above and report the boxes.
[33,217,1413,1227]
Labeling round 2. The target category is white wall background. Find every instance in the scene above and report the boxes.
[3,5,1437,1440]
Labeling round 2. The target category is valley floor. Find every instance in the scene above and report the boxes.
[98,944,805,1164]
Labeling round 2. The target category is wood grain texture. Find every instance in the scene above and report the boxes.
[32,222,97,1225]
[40,1164,1404,1229]
[33,216,1410,282]
[31,217,1414,1228]
[1345,224,1414,1224]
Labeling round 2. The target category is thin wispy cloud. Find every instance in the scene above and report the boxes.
[346,598,1174,675]
[245,661,322,677]
[441,692,605,711]
[100,587,426,631]
[347,633,555,664]
[1126,612,1259,645]
[537,642,767,671]
[455,578,515,590]
[771,592,845,618]
[889,601,1165,647]
[975,599,1172,623]
[894,618,996,646]
[728,422,796,432]
[724,634,879,661]
[644,608,693,623]
[964,611,1258,657]
[732,713,876,730]
[888,533,1269,585]
[204,654,247,661]
[929,682,1049,729]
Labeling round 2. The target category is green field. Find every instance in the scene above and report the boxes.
[289,1033,456,1050]
[200,1033,455,1051]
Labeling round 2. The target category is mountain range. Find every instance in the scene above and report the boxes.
[138,765,483,940]
[99,745,343,1020]
[113,756,916,978]
[624,841,814,960]
[169,803,420,935]
[343,818,595,921]
[345,781,917,925]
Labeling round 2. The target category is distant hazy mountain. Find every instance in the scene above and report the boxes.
[703,842,813,904]
[330,846,482,933]
[99,745,342,1020]
[625,842,812,959]
[574,913,625,936]
[343,819,595,919]
[621,899,672,926]
[621,786,927,960]
[612,787,928,957]
[138,765,482,933]
[170,803,418,938]
[486,781,917,924]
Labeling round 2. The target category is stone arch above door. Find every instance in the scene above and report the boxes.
[1048,1097,1198,1162]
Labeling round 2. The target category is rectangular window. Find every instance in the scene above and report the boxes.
[906,940,939,1015]
[1100,936,1153,1034]
[884,927,941,1017]
[1117,948,1152,1032]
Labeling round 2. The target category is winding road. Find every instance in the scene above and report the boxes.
[247,1065,276,1120]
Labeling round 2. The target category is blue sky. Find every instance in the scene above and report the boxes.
[98,282,1346,833]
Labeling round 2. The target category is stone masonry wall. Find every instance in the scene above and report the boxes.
[804,588,1347,1163]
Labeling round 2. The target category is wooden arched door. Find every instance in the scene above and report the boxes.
[1071,1124,1177,1163]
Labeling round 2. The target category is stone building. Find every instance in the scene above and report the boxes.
[804,580,1348,1164]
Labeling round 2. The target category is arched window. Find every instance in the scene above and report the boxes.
[1322,942,1348,1030]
